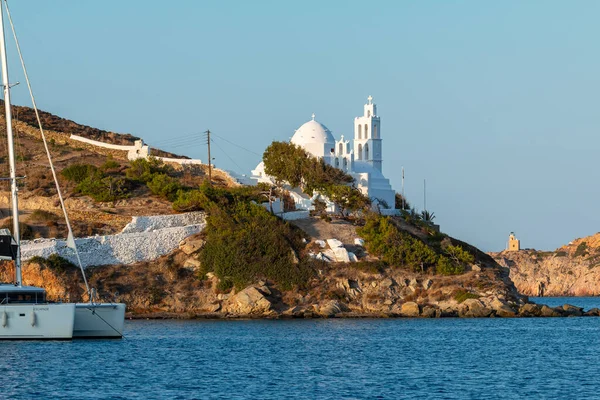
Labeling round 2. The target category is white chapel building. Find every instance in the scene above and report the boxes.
[252,96,397,213]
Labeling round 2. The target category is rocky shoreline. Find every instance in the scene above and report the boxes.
[127,303,600,320]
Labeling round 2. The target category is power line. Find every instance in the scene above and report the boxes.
[211,133,261,156]
[151,131,199,146]
[210,137,245,174]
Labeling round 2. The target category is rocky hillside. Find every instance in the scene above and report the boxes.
[2,100,183,158]
[490,232,600,296]
[0,103,238,239]
[0,226,525,318]
[2,218,596,319]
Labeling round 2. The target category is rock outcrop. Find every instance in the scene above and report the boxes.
[490,233,600,297]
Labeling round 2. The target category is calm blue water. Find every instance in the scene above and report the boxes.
[532,296,600,309]
[2,301,600,399]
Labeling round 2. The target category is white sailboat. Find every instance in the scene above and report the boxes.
[0,3,75,339]
[0,0,125,339]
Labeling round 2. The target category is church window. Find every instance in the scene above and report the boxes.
[335,158,340,168]
[364,143,369,160]
[339,143,343,155]
[358,125,362,139]
[368,110,371,117]
[374,124,378,138]
[365,124,369,139]
[358,144,363,160]
[343,158,347,169]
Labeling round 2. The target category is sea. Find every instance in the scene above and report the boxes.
[1,297,599,400]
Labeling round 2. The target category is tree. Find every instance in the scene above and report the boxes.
[262,141,354,195]
[262,141,307,188]
[326,185,371,217]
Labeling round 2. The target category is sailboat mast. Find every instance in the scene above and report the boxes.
[0,5,21,286]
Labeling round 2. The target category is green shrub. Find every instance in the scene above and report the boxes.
[147,173,181,200]
[172,183,266,213]
[574,242,588,258]
[454,290,480,304]
[29,210,59,224]
[126,157,170,183]
[445,245,475,265]
[61,164,99,184]
[76,175,129,202]
[436,256,464,275]
[555,251,567,257]
[357,213,439,272]
[199,200,313,290]
[101,159,120,173]
[29,254,76,273]
[172,189,209,212]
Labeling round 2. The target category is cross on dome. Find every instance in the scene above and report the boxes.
[367,95,373,104]
[311,113,315,121]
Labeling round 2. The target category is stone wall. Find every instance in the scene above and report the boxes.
[21,212,206,268]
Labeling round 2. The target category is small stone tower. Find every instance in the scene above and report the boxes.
[508,232,520,252]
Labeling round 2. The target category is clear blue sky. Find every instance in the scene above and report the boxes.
[4,1,600,252]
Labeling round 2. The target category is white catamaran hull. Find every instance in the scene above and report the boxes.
[0,303,75,340]
[74,303,126,338]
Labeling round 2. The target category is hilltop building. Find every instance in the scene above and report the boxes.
[508,232,520,251]
[252,96,397,213]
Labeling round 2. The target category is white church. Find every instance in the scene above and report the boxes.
[252,96,398,214]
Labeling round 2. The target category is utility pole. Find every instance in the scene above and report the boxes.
[401,167,405,210]
[423,179,427,212]
[204,129,212,186]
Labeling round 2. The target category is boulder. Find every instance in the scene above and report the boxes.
[421,305,439,318]
[471,264,482,272]
[354,238,365,247]
[229,287,272,315]
[313,252,331,262]
[490,298,516,317]
[315,240,326,248]
[380,278,395,288]
[207,302,221,312]
[519,303,542,317]
[440,308,458,318]
[323,249,337,261]
[179,237,206,255]
[333,247,351,263]
[540,305,561,317]
[459,298,492,318]
[290,249,300,264]
[562,304,583,317]
[327,239,344,249]
[318,300,348,317]
[282,306,305,318]
[348,252,358,262]
[183,258,201,271]
[584,308,600,317]
[422,279,433,290]
[400,301,420,317]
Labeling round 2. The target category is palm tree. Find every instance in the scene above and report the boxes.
[421,210,436,223]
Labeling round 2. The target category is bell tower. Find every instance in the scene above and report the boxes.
[353,95,382,172]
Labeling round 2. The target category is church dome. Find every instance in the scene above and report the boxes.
[290,116,336,149]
